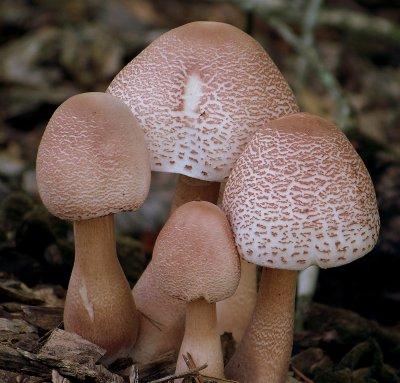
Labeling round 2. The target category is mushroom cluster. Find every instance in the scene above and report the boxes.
[36,21,379,383]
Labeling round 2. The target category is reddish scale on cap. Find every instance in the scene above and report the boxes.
[150,201,240,303]
[36,92,151,220]
[223,113,380,270]
[107,21,298,182]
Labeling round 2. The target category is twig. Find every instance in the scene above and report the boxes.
[137,309,163,331]
[296,0,325,90]
[182,353,239,383]
[231,0,351,129]
[183,353,203,383]
[219,1,400,45]
[129,365,139,383]
[318,8,400,45]
[267,16,351,130]
[201,375,239,383]
[148,363,207,383]
[290,364,315,383]
[134,351,175,382]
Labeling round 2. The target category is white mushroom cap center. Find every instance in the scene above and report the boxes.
[107,21,298,182]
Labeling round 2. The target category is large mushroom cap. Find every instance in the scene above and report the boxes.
[150,201,240,303]
[223,113,380,270]
[36,92,151,221]
[107,21,298,182]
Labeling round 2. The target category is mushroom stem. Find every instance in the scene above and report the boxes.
[295,265,319,332]
[225,268,297,383]
[217,259,258,343]
[131,265,186,363]
[64,215,139,363]
[170,175,220,213]
[176,299,225,380]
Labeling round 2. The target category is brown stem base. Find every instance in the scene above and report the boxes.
[64,215,139,364]
[170,175,220,213]
[225,268,297,383]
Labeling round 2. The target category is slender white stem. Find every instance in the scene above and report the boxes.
[176,299,225,381]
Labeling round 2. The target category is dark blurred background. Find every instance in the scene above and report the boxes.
[0,0,399,329]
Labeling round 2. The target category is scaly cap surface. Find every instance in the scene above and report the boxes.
[107,21,298,181]
[150,201,240,302]
[36,92,151,220]
[223,113,380,270]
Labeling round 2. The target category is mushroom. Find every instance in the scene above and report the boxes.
[223,113,380,382]
[36,92,151,363]
[107,20,299,350]
[150,201,240,379]
[107,20,298,207]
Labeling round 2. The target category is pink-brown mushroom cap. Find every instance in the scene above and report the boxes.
[223,113,380,270]
[150,201,240,303]
[36,92,151,221]
[107,21,298,182]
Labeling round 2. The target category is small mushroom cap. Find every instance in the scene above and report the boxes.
[36,92,151,220]
[150,201,240,303]
[107,21,298,182]
[223,113,380,270]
